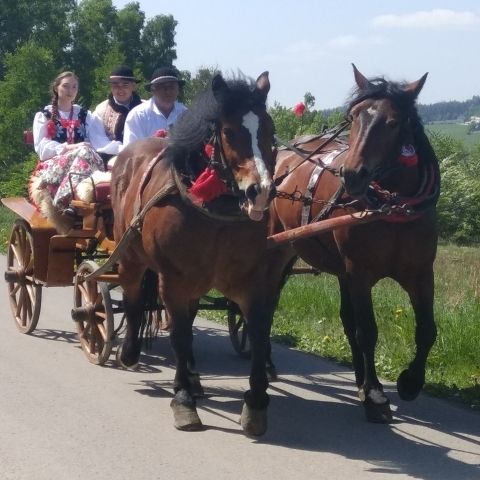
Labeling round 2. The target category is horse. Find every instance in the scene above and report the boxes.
[110,72,286,435]
[270,64,440,422]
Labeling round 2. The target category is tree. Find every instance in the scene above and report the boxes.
[140,15,178,78]
[70,0,118,105]
[0,0,75,79]
[112,2,145,70]
[0,41,56,170]
[181,66,221,105]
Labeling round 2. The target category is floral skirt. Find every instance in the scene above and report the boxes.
[33,145,105,209]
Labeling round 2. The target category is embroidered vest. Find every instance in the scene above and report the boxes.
[43,107,87,144]
[100,93,142,142]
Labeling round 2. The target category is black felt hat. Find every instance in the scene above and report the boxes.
[109,65,140,83]
[145,66,185,90]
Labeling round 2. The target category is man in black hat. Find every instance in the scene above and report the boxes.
[90,65,143,158]
[123,66,187,145]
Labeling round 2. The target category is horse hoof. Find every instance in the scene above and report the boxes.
[115,343,140,369]
[239,403,268,436]
[397,369,423,401]
[189,373,205,398]
[170,398,203,431]
[363,398,393,423]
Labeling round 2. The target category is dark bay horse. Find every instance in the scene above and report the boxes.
[271,65,440,422]
[110,72,286,435]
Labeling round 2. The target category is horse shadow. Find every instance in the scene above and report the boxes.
[132,321,480,480]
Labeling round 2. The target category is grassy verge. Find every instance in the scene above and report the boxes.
[0,205,478,408]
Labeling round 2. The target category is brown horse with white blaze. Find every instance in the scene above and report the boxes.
[270,65,440,422]
[110,72,286,435]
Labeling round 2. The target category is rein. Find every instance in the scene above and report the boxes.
[274,120,350,187]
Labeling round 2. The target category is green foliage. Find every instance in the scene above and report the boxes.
[269,102,345,141]
[181,66,222,105]
[428,130,480,243]
[0,154,37,198]
[140,15,178,79]
[0,41,56,168]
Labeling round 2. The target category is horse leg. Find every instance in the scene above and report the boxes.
[186,299,204,398]
[239,301,272,436]
[118,262,146,368]
[349,278,393,423]
[338,278,364,387]
[167,299,203,431]
[397,269,437,401]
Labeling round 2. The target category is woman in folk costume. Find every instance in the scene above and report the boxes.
[29,71,105,231]
[89,65,143,159]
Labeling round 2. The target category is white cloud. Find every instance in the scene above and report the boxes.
[372,9,480,29]
[327,34,385,49]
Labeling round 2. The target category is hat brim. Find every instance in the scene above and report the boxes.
[145,78,185,91]
[108,76,141,84]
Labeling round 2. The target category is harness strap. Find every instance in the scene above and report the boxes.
[301,164,324,226]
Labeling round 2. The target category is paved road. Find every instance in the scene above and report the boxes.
[0,269,479,480]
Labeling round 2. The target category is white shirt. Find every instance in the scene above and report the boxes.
[89,97,145,155]
[123,98,187,146]
[33,104,94,161]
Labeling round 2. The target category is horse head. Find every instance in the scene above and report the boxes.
[211,72,276,220]
[341,64,428,198]
[169,72,276,221]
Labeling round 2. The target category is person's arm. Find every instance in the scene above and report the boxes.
[87,109,122,155]
[33,111,67,161]
[123,109,142,146]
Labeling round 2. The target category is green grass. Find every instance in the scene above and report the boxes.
[426,122,480,149]
[272,247,480,409]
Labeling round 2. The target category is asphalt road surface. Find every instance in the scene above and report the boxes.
[1,267,479,480]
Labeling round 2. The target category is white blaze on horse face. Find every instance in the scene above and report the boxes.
[241,111,272,221]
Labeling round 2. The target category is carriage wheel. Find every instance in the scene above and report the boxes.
[6,219,42,334]
[227,303,250,358]
[73,260,114,365]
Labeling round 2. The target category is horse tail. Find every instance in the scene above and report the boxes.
[139,268,162,348]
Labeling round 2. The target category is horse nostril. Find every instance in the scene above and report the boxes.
[245,184,259,202]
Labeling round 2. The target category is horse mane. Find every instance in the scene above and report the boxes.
[167,74,266,171]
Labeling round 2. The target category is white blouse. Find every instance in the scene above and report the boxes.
[33,104,95,161]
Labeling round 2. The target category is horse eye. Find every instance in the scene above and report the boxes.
[222,127,235,141]
[386,118,399,128]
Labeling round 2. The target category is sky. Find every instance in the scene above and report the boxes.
[111,0,480,109]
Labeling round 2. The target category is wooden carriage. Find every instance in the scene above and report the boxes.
[2,192,250,365]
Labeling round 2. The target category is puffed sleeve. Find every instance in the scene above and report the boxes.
[33,111,67,161]
[87,108,122,155]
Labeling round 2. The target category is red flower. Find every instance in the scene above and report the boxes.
[204,143,214,159]
[153,129,168,138]
[46,120,57,138]
[293,102,306,117]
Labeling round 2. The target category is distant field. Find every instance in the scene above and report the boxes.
[426,121,480,148]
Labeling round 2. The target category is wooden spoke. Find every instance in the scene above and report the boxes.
[73,261,114,365]
[6,221,42,334]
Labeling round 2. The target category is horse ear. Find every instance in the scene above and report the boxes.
[255,71,270,101]
[403,73,428,99]
[212,74,228,100]
[352,63,371,90]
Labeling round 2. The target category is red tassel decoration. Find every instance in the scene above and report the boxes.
[399,144,418,167]
[188,167,227,203]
